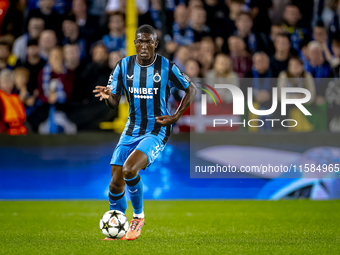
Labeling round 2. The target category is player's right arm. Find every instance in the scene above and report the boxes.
[93,60,123,109]
[93,86,121,109]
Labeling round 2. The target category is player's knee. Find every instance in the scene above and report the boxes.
[122,163,138,180]
[109,182,124,193]
[109,178,125,193]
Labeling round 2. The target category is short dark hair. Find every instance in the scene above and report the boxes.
[27,39,38,47]
[110,12,125,20]
[314,19,325,28]
[0,42,10,51]
[332,37,340,46]
[285,4,300,12]
[276,32,291,42]
[135,25,157,39]
[63,14,76,23]
[237,11,252,20]
[289,55,304,66]
[231,0,245,3]
[90,41,108,55]
[271,22,283,27]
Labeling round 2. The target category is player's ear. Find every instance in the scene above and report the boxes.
[155,40,159,48]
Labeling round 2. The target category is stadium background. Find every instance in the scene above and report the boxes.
[0,0,340,201]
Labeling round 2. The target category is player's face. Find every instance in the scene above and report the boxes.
[134,33,158,63]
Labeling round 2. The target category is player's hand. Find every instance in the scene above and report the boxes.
[93,86,111,101]
[155,115,178,126]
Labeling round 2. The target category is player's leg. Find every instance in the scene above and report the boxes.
[103,143,132,241]
[108,165,127,213]
[123,135,166,240]
[122,150,147,240]
[122,150,148,218]
[108,143,133,214]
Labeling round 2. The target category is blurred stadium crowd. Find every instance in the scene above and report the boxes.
[0,0,340,135]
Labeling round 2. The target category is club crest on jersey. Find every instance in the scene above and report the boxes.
[108,75,113,84]
[153,71,161,83]
[127,74,133,80]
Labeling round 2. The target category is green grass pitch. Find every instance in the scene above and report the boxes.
[0,200,339,254]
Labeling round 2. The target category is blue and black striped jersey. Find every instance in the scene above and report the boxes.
[107,54,191,144]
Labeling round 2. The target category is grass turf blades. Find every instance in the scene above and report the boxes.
[0,200,339,254]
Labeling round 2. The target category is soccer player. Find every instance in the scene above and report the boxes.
[93,25,197,240]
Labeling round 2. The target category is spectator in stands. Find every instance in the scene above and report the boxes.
[278,56,315,104]
[13,17,45,64]
[197,37,215,75]
[63,43,86,103]
[14,67,38,107]
[246,52,274,130]
[102,12,126,55]
[332,38,340,59]
[260,23,283,56]
[61,14,87,61]
[165,4,192,55]
[89,0,107,17]
[234,12,258,53]
[270,33,291,77]
[26,0,72,14]
[188,0,204,9]
[52,0,72,15]
[0,69,27,135]
[299,38,310,64]
[37,47,74,105]
[185,59,202,79]
[0,42,13,71]
[69,42,113,130]
[39,30,57,61]
[329,0,340,42]
[326,65,340,132]
[304,41,331,105]
[148,0,162,33]
[228,0,244,28]
[25,0,63,37]
[189,7,211,42]
[247,0,272,34]
[81,43,111,101]
[313,21,328,45]
[228,36,252,78]
[28,47,75,132]
[72,0,98,42]
[277,56,315,132]
[246,52,273,103]
[282,4,307,52]
[325,38,340,68]
[321,38,340,69]
[108,51,123,70]
[204,0,228,39]
[22,39,46,95]
[173,46,190,72]
[206,53,239,103]
[219,0,244,51]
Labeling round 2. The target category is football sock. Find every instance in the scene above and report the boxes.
[133,211,145,219]
[125,175,144,216]
[108,191,127,214]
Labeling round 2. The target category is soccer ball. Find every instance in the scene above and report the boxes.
[99,210,129,239]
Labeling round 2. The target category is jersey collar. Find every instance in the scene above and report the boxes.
[136,54,158,68]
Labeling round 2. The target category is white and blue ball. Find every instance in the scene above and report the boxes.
[99,210,129,239]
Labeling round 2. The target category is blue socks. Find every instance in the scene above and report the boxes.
[125,175,144,216]
[108,191,127,214]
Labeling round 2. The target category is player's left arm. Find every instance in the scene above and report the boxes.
[156,65,197,126]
